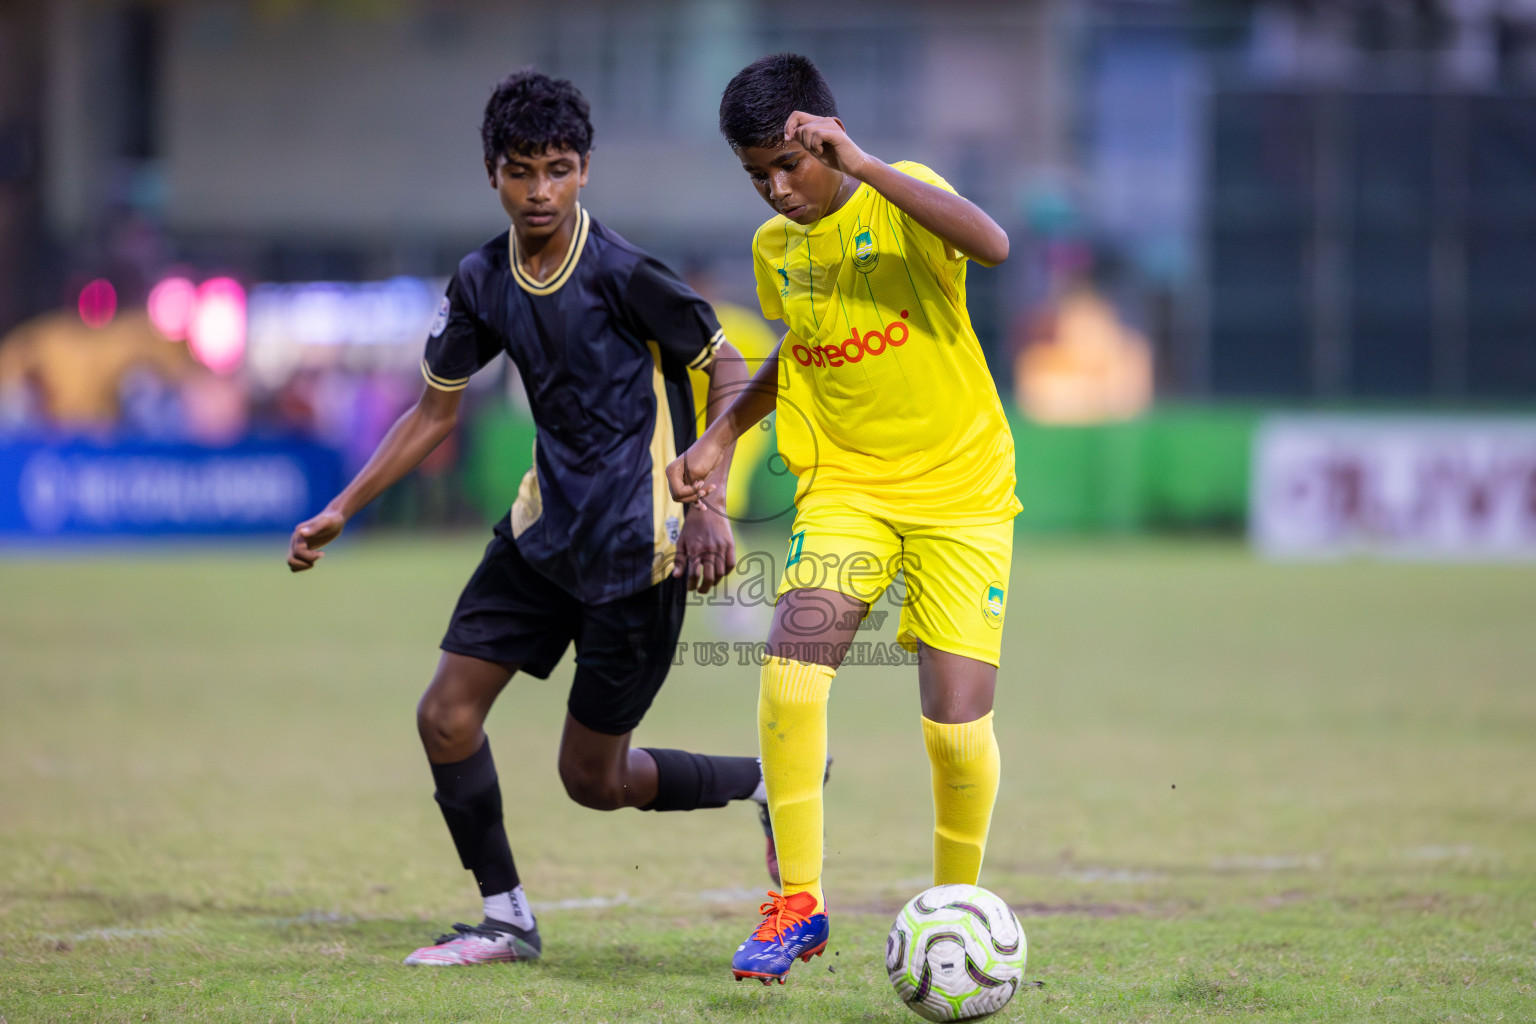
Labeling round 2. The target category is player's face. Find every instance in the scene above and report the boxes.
[736,141,846,225]
[487,148,590,240]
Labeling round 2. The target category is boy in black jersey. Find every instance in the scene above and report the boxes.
[287,70,767,967]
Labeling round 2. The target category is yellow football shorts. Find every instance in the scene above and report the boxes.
[774,502,1014,666]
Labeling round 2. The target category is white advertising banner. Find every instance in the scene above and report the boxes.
[1251,417,1536,560]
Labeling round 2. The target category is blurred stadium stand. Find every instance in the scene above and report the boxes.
[1,0,1534,539]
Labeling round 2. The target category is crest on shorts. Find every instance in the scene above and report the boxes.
[852,228,879,273]
[429,296,450,337]
[666,515,681,544]
[981,581,1005,628]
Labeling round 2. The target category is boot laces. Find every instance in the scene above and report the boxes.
[752,891,811,944]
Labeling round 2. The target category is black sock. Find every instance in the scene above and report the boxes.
[639,749,761,811]
[430,738,519,896]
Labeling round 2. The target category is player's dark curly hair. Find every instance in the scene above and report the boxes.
[718,53,839,151]
[482,68,593,164]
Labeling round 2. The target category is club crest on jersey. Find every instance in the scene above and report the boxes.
[981,581,1005,628]
[852,228,879,273]
[429,296,450,337]
[776,267,790,296]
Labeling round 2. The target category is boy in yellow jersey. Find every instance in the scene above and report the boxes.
[666,53,1020,984]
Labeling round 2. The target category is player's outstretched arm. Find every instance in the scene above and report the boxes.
[784,111,1009,267]
[673,339,748,593]
[286,385,463,572]
[696,337,750,504]
[666,340,782,504]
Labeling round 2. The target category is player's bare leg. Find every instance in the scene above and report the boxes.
[417,652,516,762]
[916,646,996,725]
[406,653,541,966]
[767,586,866,668]
[557,711,773,852]
[556,714,659,810]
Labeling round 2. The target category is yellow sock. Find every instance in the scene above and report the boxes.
[759,655,835,912]
[922,712,1001,885]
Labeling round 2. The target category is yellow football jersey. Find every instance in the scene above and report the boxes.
[751,161,1020,524]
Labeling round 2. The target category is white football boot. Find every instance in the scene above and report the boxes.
[402,919,541,966]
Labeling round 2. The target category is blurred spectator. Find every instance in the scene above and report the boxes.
[117,366,186,439]
[0,309,191,431]
[0,375,44,433]
[271,368,321,436]
[1013,270,1152,426]
[350,370,417,471]
[180,370,250,446]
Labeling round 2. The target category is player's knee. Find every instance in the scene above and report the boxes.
[559,762,626,811]
[416,693,480,757]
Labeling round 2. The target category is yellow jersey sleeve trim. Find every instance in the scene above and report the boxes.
[421,359,470,392]
[686,327,726,371]
[509,206,591,296]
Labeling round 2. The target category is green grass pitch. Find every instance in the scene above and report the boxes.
[1,534,1533,1022]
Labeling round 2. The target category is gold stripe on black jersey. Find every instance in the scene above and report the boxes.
[421,359,471,392]
[687,327,727,371]
[509,206,591,296]
[510,438,542,539]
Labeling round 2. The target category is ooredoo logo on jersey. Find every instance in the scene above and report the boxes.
[790,310,911,369]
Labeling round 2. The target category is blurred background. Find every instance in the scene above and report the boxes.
[6,8,1535,1017]
[1,0,1534,551]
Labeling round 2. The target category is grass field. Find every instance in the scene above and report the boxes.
[1,533,1534,1022]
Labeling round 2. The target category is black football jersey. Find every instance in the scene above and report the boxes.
[423,206,724,603]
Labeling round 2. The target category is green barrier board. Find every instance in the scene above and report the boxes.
[464,404,1261,535]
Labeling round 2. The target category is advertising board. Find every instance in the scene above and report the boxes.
[1251,417,1536,559]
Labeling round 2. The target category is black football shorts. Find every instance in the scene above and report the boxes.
[440,530,686,736]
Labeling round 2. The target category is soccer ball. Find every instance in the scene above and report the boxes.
[886,884,1027,1022]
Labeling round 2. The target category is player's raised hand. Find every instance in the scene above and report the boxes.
[666,438,724,504]
[784,111,870,177]
[287,509,346,572]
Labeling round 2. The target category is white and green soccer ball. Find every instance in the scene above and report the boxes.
[886,884,1027,1022]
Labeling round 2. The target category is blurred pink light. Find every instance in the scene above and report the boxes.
[78,279,117,329]
[147,276,197,340]
[188,277,247,375]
